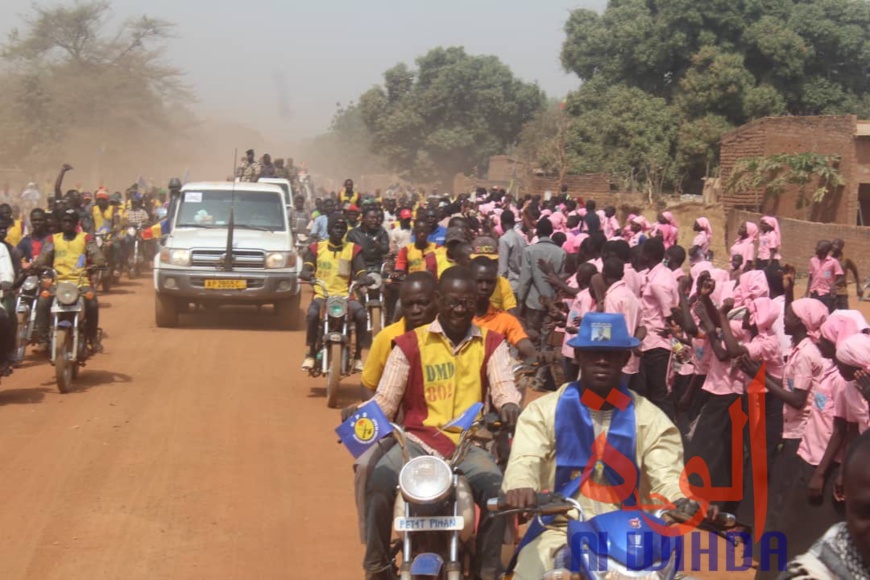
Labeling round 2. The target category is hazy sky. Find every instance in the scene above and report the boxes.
[1,0,606,141]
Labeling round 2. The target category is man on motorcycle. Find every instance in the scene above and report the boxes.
[501,312,697,579]
[353,265,522,580]
[308,198,336,242]
[300,213,370,373]
[92,189,118,235]
[32,209,106,353]
[289,195,310,238]
[120,195,150,269]
[17,208,51,266]
[347,206,389,273]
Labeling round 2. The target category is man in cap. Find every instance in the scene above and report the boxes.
[435,226,474,277]
[502,312,698,579]
[92,188,117,235]
[299,213,371,372]
[389,208,414,253]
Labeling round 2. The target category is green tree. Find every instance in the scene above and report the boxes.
[359,47,545,185]
[559,0,870,191]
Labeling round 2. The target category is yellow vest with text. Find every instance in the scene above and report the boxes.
[53,232,88,282]
[311,240,360,298]
[7,219,23,247]
[393,324,503,457]
[92,206,115,232]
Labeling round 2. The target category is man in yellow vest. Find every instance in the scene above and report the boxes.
[0,204,24,248]
[91,188,117,234]
[299,213,371,373]
[347,266,522,580]
[33,209,107,351]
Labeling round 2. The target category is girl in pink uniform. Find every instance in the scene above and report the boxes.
[691,217,713,261]
[729,221,758,273]
[757,216,781,269]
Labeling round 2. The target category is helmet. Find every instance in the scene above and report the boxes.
[110,192,123,204]
[96,187,110,200]
[168,177,182,189]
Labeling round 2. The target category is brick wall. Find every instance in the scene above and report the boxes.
[727,209,870,275]
[720,115,859,224]
[531,174,611,196]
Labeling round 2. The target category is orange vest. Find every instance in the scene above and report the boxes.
[394,324,503,457]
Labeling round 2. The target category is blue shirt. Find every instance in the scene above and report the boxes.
[411,224,447,246]
[310,214,329,241]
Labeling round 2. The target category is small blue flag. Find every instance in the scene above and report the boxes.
[336,400,394,459]
[443,402,484,434]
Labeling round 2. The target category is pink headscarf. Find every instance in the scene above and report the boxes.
[760,216,781,248]
[791,298,830,343]
[631,215,651,232]
[747,297,779,334]
[696,217,712,238]
[732,270,769,307]
[836,333,870,372]
[662,211,677,228]
[821,312,862,348]
[736,221,759,244]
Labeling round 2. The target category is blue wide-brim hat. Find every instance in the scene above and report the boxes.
[567,312,641,350]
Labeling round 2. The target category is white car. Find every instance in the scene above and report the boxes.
[153,181,302,328]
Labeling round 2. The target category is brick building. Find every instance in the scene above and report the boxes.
[720,115,870,225]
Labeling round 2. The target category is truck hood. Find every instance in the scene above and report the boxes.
[167,228,292,252]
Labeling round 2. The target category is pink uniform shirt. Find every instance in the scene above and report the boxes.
[808,255,843,296]
[640,263,679,352]
[797,362,844,465]
[757,231,781,261]
[835,380,870,434]
[603,280,642,375]
[782,337,826,440]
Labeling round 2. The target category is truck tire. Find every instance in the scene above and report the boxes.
[155,294,179,328]
[275,293,301,330]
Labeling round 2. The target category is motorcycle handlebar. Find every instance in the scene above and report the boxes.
[487,492,563,513]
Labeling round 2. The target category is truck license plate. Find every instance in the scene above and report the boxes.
[204,279,247,290]
[393,516,464,532]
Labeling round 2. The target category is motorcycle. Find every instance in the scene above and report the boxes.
[126,225,153,279]
[487,495,740,579]
[50,267,103,394]
[363,270,386,337]
[388,403,513,580]
[14,269,52,363]
[295,232,309,256]
[306,278,365,408]
[93,230,118,292]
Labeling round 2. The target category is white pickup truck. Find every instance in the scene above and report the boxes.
[153,181,303,328]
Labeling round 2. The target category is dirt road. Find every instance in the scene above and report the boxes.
[1,278,863,578]
[0,279,361,579]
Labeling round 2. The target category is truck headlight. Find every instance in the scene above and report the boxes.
[265,252,288,268]
[399,456,452,504]
[160,249,191,266]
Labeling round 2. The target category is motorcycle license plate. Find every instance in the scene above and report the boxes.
[393,516,465,532]
[204,279,247,290]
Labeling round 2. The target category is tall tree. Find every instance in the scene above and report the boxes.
[559,0,870,192]
[0,0,191,181]
[359,47,545,185]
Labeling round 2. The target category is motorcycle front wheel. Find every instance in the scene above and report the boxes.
[326,342,341,408]
[15,311,29,362]
[370,306,383,337]
[54,329,73,394]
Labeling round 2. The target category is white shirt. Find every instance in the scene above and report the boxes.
[0,243,14,285]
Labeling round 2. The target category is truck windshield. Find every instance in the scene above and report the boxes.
[175,190,286,231]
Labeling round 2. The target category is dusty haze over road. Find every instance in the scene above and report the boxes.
[0,0,600,141]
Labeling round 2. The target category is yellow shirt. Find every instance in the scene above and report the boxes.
[52,232,88,282]
[92,206,116,232]
[491,276,517,311]
[307,240,362,298]
[361,318,408,390]
[6,219,23,247]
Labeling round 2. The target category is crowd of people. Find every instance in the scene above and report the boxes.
[0,164,177,375]
[301,179,870,579]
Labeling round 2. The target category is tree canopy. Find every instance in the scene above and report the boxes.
[358,47,545,184]
[551,0,870,194]
[0,0,192,183]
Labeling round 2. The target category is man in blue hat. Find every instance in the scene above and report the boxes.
[501,312,697,579]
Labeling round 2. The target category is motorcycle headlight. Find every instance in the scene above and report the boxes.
[265,252,287,269]
[398,455,452,504]
[160,249,191,266]
[56,282,79,305]
[22,276,38,292]
[326,297,347,318]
